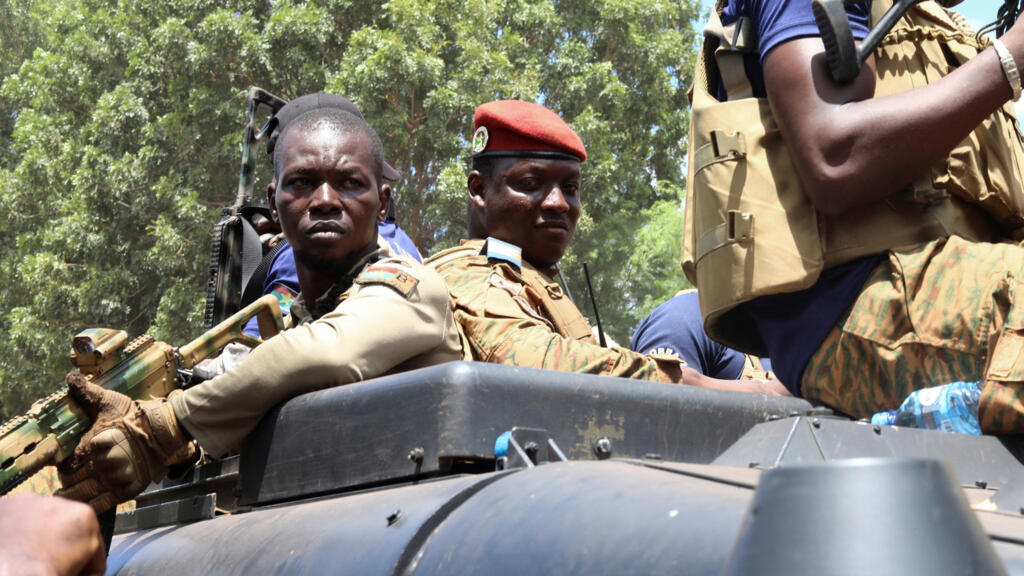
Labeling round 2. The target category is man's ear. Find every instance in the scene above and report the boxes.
[378,184,392,222]
[266,179,278,221]
[467,170,486,210]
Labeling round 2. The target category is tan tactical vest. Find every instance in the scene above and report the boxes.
[682,0,1024,356]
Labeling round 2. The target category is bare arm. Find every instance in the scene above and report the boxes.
[764,21,1024,216]
[680,366,792,397]
[0,494,106,576]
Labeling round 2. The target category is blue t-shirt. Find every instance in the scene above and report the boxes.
[717,0,874,395]
[631,291,771,379]
[242,221,423,337]
[380,219,422,262]
[719,0,870,98]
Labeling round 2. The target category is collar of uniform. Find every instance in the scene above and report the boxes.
[480,237,522,269]
[289,242,387,325]
[521,257,559,280]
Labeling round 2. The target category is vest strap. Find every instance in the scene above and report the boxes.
[696,210,754,262]
[706,9,755,100]
[694,129,746,173]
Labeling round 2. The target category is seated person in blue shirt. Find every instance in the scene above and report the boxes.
[631,290,776,384]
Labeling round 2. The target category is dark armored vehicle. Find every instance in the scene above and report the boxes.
[107,361,1024,575]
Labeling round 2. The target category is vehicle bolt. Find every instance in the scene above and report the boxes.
[386,509,402,526]
[593,436,612,459]
[873,425,882,434]
[768,414,781,421]
[408,447,424,463]
[1019,506,1024,516]
[976,480,988,489]
[748,461,760,469]
[811,418,821,428]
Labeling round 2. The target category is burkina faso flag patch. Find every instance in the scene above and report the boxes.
[356,264,420,298]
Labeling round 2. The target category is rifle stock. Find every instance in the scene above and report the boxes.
[0,294,283,495]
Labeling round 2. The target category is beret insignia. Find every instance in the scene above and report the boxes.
[472,126,489,154]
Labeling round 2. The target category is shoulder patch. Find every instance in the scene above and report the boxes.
[356,263,420,298]
[483,237,522,269]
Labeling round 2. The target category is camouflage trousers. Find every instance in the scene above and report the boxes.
[802,236,1024,434]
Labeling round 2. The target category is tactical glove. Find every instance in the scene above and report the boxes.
[57,372,196,514]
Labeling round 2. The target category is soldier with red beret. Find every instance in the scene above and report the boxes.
[427,100,788,394]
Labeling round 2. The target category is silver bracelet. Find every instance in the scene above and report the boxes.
[992,38,1022,102]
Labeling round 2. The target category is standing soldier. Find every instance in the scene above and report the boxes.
[427,100,788,395]
[683,0,1024,431]
[57,101,461,513]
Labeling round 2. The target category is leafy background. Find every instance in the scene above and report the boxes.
[0,0,701,420]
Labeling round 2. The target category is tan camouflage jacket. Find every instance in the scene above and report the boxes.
[427,238,675,382]
[171,245,462,457]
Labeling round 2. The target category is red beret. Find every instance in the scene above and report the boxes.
[472,100,586,162]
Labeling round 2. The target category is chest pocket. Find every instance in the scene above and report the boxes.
[485,272,556,331]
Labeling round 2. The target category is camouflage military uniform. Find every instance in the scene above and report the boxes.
[171,245,461,456]
[427,238,675,381]
[802,236,1024,433]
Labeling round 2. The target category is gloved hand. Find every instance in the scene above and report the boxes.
[56,372,196,513]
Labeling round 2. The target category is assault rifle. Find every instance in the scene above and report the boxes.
[0,294,283,495]
[813,0,1019,84]
[205,87,286,329]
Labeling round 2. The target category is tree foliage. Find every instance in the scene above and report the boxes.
[0,0,699,419]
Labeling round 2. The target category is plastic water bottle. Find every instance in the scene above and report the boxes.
[870,381,982,435]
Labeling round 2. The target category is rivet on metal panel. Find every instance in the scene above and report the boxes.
[386,509,402,527]
[407,447,424,463]
[524,441,539,460]
[811,418,821,428]
[873,425,882,434]
[976,480,988,489]
[593,436,612,459]
[748,462,760,469]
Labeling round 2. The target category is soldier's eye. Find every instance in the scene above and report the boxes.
[517,177,539,190]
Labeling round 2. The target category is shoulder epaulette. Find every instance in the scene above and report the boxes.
[482,237,522,269]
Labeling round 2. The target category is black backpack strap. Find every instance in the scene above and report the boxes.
[239,217,263,296]
[240,239,287,309]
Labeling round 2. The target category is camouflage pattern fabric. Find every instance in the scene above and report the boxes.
[802,236,1024,433]
[428,241,673,381]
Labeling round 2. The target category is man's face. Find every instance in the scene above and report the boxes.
[268,125,387,276]
[473,157,582,269]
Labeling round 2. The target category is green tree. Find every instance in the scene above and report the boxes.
[0,0,699,420]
